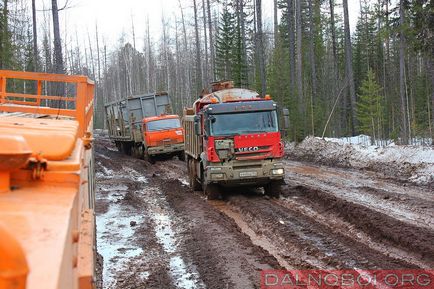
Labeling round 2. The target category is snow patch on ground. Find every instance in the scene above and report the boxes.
[147,190,205,289]
[286,136,434,186]
[123,167,149,184]
[97,201,145,288]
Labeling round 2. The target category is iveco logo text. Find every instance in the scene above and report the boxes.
[237,147,259,152]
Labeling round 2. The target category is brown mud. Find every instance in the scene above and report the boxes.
[94,133,434,289]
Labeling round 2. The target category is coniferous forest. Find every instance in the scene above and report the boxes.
[0,0,432,144]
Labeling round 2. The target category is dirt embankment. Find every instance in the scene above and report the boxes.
[285,136,434,186]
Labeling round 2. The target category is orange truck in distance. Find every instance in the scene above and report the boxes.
[105,93,184,163]
[0,70,95,289]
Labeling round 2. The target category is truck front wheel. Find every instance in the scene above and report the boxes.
[178,151,186,162]
[203,183,221,200]
[264,181,281,198]
[144,151,156,164]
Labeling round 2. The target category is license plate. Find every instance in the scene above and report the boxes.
[239,171,257,178]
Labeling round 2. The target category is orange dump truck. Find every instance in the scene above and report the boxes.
[105,93,184,163]
[0,70,95,289]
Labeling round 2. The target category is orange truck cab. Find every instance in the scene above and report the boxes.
[105,92,185,163]
[142,114,185,162]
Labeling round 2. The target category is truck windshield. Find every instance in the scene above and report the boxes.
[209,110,278,136]
[147,118,181,131]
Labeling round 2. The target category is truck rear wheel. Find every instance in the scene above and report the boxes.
[115,141,122,152]
[188,159,201,191]
[122,143,132,156]
[264,181,281,198]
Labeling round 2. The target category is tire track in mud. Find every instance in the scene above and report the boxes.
[274,191,433,269]
[153,178,282,289]
[282,185,434,266]
[224,193,417,270]
[96,138,203,289]
[283,160,434,230]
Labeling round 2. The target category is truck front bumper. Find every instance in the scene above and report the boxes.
[148,143,184,156]
[205,159,285,186]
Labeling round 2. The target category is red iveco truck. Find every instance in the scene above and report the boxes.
[183,81,288,199]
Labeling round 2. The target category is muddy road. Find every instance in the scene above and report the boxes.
[94,134,434,289]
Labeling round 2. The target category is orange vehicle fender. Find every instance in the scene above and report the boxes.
[0,225,29,289]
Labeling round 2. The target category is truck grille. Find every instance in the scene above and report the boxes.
[234,146,272,160]
[158,139,176,146]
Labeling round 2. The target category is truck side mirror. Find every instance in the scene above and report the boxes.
[194,115,201,136]
[283,108,290,129]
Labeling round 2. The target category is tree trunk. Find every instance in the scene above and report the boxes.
[162,14,170,92]
[206,0,215,81]
[296,0,303,113]
[146,18,156,91]
[95,23,101,82]
[32,0,38,71]
[274,0,278,46]
[0,0,8,69]
[329,0,338,80]
[193,0,203,94]
[256,0,266,96]
[95,22,104,128]
[287,0,296,96]
[146,17,151,91]
[202,0,209,86]
[399,0,408,144]
[329,0,341,134]
[429,59,434,145]
[343,0,357,135]
[240,0,248,87]
[51,0,64,74]
[87,30,95,77]
[308,0,317,134]
[178,0,192,104]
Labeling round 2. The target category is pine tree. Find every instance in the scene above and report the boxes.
[357,69,384,142]
[215,5,236,80]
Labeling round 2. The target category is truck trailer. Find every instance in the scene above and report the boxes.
[183,81,288,199]
[105,93,184,163]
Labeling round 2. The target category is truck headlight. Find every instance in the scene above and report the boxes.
[211,173,224,179]
[271,168,284,175]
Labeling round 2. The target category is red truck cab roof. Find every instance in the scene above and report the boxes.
[142,114,180,123]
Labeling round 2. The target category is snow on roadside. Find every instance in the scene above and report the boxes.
[286,136,434,186]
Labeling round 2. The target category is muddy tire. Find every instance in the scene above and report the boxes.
[122,143,132,156]
[178,151,186,162]
[203,183,221,200]
[264,181,281,198]
[144,151,156,164]
[132,144,144,159]
[188,159,201,191]
[115,141,122,152]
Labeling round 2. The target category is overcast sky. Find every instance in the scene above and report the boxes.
[40,0,361,51]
